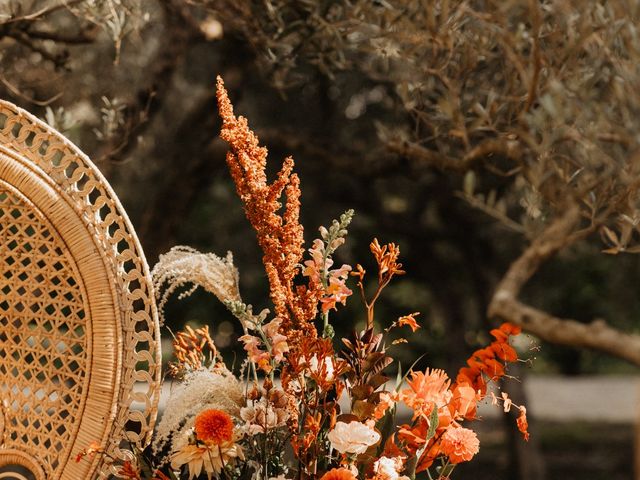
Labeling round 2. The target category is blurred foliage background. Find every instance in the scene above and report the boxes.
[1,1,640,478]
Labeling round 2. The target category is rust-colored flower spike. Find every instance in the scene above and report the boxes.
[216,77,320,337]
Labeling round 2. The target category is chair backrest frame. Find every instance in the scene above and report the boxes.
[0,100,161,479]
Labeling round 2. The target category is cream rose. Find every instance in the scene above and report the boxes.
[373,456,409,480]
[327,421,380,455]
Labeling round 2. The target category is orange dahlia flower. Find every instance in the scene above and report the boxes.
[440,426,480,464]
[194,409,234,445]
[319,468,357,480]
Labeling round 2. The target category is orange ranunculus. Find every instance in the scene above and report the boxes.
[517,406,530,441]
[440,426,480,464]
[455,366,476,386]
[194,409,234,445]
[319,468,357,480]
[456,366,487,396]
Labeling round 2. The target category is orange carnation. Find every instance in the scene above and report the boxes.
[194,409,234,445]
[440,426,479,464]
[401,369,451,419]
[319,468,357,480]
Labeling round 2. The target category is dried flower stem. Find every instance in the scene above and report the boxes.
[216,76,320,339]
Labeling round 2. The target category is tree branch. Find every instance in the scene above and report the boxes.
[490,297,640,367]
[25,27,97,44]
[488,204,640,366]
[387,137,522,173]
[95,0,205,165]
[0,0,85,25]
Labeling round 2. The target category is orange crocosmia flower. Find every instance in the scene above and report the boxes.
[466,356,487,373]
[499,322,521,336]
[492,341,518,362]
[483,357,506,379]
[440,426,480,464]
[194,409,234,445]
[398,312,421,332]
[517,406,530,441]
[489,327,509,342]
[319,468,357,480]
[455,366,475,386]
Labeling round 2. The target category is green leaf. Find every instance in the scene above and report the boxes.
[377,406,396,453]
[426,407,439,442]
[395,363,403,390]
[405,455,418,480]
[437,463,456,477]
[395,353,427,391]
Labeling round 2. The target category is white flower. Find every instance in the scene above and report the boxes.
[327,421,380,455]
[373,456,409,480]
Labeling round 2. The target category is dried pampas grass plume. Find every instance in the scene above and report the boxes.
[152,246,241,324]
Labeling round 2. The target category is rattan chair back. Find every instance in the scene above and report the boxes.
[0,100,161,479]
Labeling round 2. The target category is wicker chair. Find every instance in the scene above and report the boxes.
[0,101,161,479]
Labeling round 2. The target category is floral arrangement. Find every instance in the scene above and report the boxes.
[77,77,529,480]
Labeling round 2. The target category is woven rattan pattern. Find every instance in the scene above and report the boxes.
[0,185,88,477]
[0,100,161,479]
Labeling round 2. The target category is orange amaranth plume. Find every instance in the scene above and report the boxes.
[216,77,320,336]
